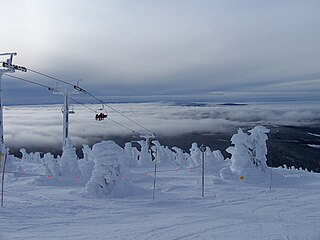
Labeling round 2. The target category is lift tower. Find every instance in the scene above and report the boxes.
[0,53,27,160]
[52,84,78,147]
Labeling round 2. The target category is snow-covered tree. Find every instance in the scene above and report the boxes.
[81,141,127,197]
[189,142,201,167]
[78,144,95,182]
[136,140,153,167]
[42,152,60,177]
[20,148,28,161]
[20,149,41,163]
[172,147,191,166]
[204,147,226,173]
[247,126,270,172]
[226,126,270,175]
[59,138,81,180]
[151,141,176,167]
[124,142,139,167]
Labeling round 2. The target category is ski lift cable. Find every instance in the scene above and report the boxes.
[88,90,155,135]
[105,117,141,135]
[3,73,144,136]
[3,73,55,91]
[69,97,97,113]
[69,97,141,135]
[26,67,155,135]
[3,73,143,135]
[27,68,77,90]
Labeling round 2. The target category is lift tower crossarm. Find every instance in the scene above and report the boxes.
[0,52,17,55]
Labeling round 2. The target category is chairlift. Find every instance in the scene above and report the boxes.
[61,105,75,114]
[95,108,108,121]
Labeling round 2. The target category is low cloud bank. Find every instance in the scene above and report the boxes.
[4,102,320,151]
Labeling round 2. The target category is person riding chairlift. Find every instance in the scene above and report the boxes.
[95,112,107,121]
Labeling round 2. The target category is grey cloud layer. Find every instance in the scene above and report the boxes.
[4,103,320,149]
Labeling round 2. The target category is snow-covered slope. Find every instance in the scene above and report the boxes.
[1,161,319,239]
[1,126,319,240]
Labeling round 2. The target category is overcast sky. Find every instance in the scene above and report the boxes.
[1,0,320,104]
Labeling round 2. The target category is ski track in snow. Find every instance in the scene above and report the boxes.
[1,169,320,240]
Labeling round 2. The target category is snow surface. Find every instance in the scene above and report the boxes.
[1,165,320,240]
[1,128,320,240]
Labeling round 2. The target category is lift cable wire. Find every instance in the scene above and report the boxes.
[3,73,55,91]
[26,67,155,135]
[69,97,140,135]
[27,68,76,90]
[2,73,142,136]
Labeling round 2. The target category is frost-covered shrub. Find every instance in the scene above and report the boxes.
[226,126,270,175]
[81,141,128,197]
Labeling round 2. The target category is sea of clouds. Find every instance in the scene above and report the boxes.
[4,102,320,151]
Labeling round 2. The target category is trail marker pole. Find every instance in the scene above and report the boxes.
[199,144,206,198]
[269,157,273,190]
[269,167,273,190]
[1,152,7,207]
[152,148,158,200]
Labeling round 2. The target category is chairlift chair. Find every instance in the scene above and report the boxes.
[95,108,108,121]
[69,105,75,114]
[61,104,75,114]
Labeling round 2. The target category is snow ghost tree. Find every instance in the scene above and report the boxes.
[20,148,41,163]
[20,148,28,161]
[151,141,176,167]
[204,147,226,173]
[136,140,153,167]
[189,143,201,167]
[78,145,95,183]
[81,141,127,197]
[171,147,191,166]
[226,126,270,175]
[124,142,139,167]
[42,153,60,177]
[59,138,81,181]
